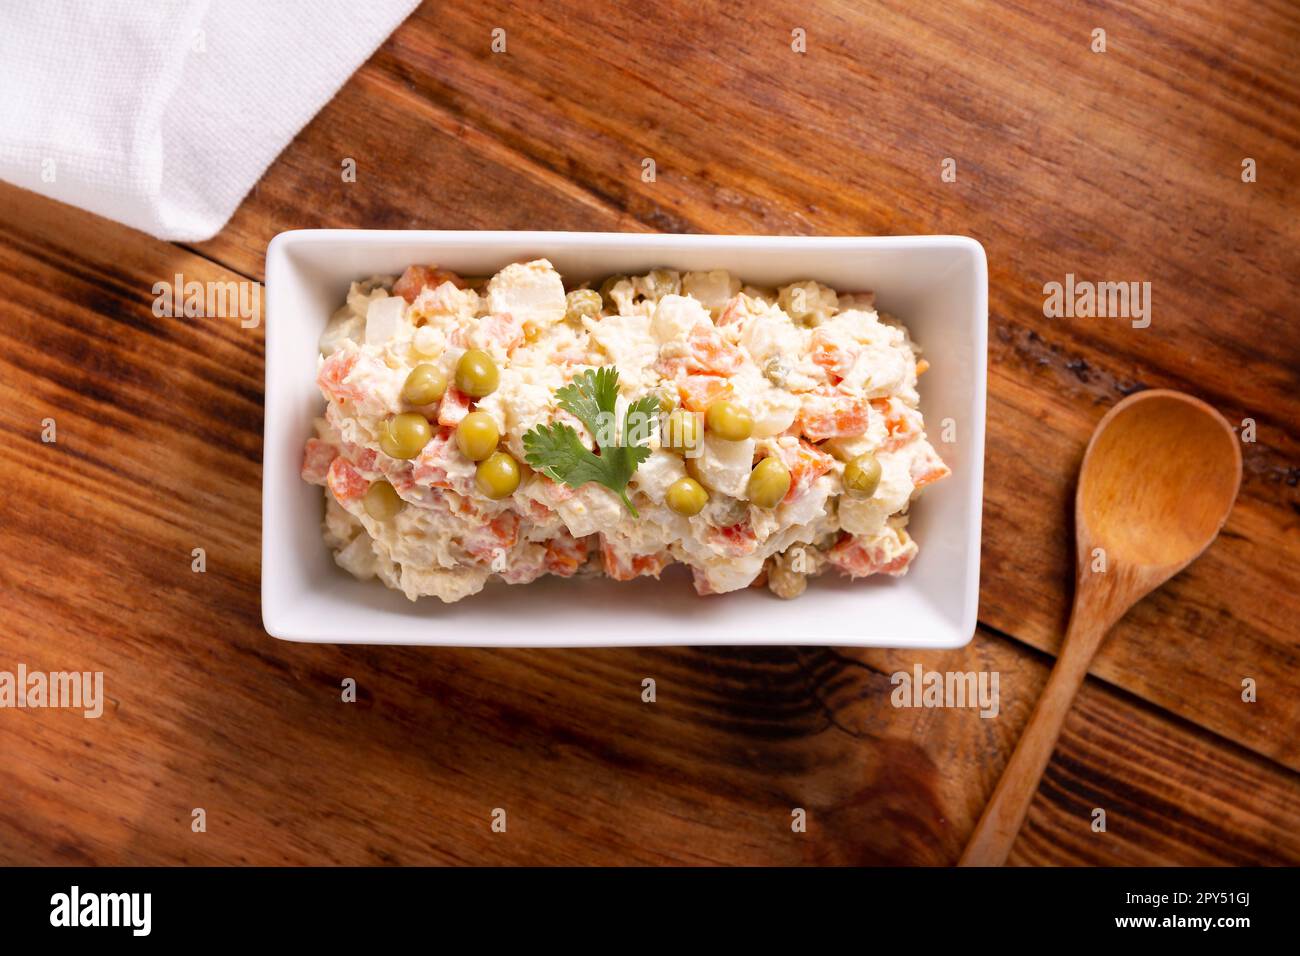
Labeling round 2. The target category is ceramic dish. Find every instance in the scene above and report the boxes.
[263,231,986,647]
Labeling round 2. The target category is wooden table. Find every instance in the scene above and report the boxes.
[1,0,1296,866]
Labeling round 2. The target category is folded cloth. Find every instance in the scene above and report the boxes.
[0,0,419,241]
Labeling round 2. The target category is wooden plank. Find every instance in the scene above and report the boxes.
[192,69,642,276]
[1,184,1295,864]
[1010,675,1300,866]
[186,0,1300,767]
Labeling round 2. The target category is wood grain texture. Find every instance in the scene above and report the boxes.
[188,0,1300,765]
[1,0,1298,865]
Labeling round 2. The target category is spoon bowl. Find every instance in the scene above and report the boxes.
[960,389,1241,866]
[1079,390,1241,570]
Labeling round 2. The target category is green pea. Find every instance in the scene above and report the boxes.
[476,451,521,499]
[401,363,447,406]
[564,289,603,323]
[763,357,791,387]
[665,477,708,517]
[363,480,404,520]
[454,349,499,398]
[705,401,754,441]
[662,408,702,455]
[379,412,433,460]
[747,456,791,509]
[456,411,500,461]
[843,452,882,498]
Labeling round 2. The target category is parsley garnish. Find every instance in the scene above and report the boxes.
[522,366,660,517]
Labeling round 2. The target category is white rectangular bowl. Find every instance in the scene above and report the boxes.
[263,231,986,647]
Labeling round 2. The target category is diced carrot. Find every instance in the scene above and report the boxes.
[826,532,917,578]
[411,428,456,487]
[913,464,950,490]
[449,495,480,518]
[463,540,499,565]
[326,457,368,503]
[682,324,744,375]
[437,387,473,427]
[910,443,951,489]
[316,350,364,403]
[705,522,759,558]
[677,374,733,412]
[716,294,750,327]
[809,327,857,380]
[300,438,338,485]
[627,553,669,579]
[386,469,415,494]
[544,532,590,577]
[463,512,521,564]
[916,358,930,376]
[768,439,835,502]
[872,397,924,451]
[341,442,379,476]
[392,265,466,304]
[599,537,669,581]
[478,312,524,352]
[489,512,520,549]
[797,388,872,441]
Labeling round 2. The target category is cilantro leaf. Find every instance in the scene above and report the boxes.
[521,422,614,488]
[553,367,619,439]
[522,367,661,517]
[623,394,661,448]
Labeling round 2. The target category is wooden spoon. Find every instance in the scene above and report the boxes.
[959,389,1241,866]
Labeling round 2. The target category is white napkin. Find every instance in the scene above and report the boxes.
[0,0,419,241]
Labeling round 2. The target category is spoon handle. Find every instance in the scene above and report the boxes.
[958,615,1107,866]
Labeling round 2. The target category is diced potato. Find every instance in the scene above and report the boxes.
[836,453,915,536]
[365,296,410,345]
[695,552,765,593]
[747,382,800,438]
[693,435,754,498]
[335,533,379,579]
[487,259,566,332]
[555,484,625,538]
[320,305,364,355]
[778,280,838,323]
[682,270,741,314]
[630,449,687,503]
[650,294,710,345]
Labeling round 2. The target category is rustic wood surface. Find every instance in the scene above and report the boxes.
[1,0,1297,865]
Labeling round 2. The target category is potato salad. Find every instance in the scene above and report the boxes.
[301,261,949,602]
